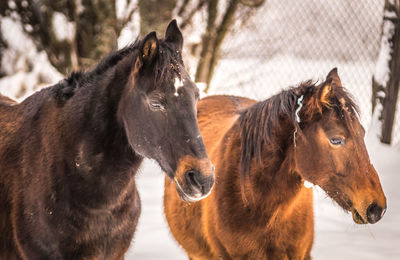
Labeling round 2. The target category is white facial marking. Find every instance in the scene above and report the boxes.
[174,77,184,96]
[304,180,313,189]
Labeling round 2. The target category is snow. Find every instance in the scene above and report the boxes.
[52,12,75,42]
[116,0,140,48]
[0,17,62,101]
[373,10,397,88]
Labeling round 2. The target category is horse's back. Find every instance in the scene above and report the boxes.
[0,94,18,119]
[0,94,20,147]
[197,95,255,154]
[0,94,17,106]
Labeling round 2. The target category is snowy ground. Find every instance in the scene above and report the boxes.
[126,132,400,260]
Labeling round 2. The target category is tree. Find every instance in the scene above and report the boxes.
[372,0,400,144]
[0,0,136,75]
[0,0,266,95]
[0,2,8,77]
[138,0,177,36]
[0,20,7,78]
[178,0,265,93]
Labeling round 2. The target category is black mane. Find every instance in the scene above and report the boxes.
[51,42,138,104]
[52,38,181,104]
[239,81,359,182]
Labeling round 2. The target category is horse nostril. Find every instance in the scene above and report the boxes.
[185,170,203,193]
[366,202,384,224]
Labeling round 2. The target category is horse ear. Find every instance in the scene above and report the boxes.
[165,19,183,51]
[325,67,342,87]
[138,31,159,68]
[319,83,333,106]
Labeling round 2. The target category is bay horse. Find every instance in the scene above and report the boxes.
[0,20,214,259]
[164,68,387,259]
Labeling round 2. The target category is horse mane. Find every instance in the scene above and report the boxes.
[239,80,359,186]
[52,38,179,104]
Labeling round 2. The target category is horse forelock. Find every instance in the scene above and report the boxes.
[238,80,360,192]
[149,41,184,90]
[301,82,360,139]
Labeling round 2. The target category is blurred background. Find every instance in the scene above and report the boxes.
[0,0,399,259]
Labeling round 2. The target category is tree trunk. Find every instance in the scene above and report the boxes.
[204,0,240,91]
[138,0,177,37]
[372,0,400,144]
[3,0,121,75]
[76,0,118,70]
[195,0,218,84]
[0,19,7,78]
[195,0,264,93]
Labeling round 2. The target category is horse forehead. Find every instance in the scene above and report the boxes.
[174,77,184,90]
[172,73,196,96]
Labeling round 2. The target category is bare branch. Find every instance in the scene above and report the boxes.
[177,0,190,16]
[204,0,240,92]
[239,0,266,8]
[195,0,218,83]
[117,6,138,35]
[180,0,207,30]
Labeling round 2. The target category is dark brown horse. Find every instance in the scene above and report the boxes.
[0,20,214,259]
[164,69,387,259]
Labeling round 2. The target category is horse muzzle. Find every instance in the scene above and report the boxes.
[173,156,215,202]
[352,201,387,224]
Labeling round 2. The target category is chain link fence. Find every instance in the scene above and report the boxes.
[207,0,400,144]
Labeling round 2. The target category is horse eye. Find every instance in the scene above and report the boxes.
[150,103,164,110]
[330,137,345,146]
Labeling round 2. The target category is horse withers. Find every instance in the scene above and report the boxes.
[0,20,214,259]
[164,68,386,259]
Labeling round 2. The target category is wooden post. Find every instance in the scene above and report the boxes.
[372,0,400,144]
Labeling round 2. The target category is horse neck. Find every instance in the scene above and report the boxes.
[214,119,303,231]
[53,53,140,172]
[56,57,142,207]
[248,147,301,206]
[241,109,303,216]
[73,55,133,141]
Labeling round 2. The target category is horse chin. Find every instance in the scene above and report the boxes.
[323,189,366,224]
[351,208,367,224]
[173,178,211,202]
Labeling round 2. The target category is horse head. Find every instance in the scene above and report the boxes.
[295,68,386,224]
[118,20,214,202]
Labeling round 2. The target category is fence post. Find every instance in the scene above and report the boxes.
[372,0,400,144]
